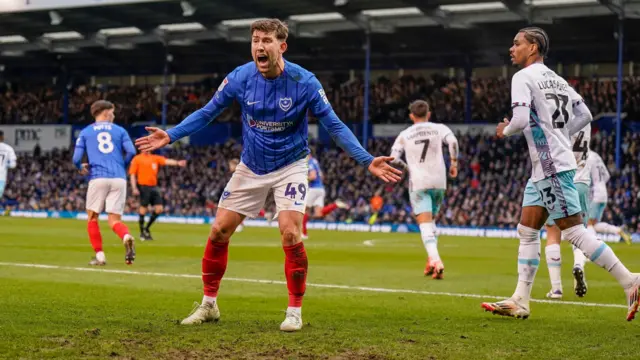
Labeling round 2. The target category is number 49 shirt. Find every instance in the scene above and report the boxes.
[510,63,582,182]
[73,121,136,180]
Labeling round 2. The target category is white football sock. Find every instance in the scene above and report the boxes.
[419,222,440,262]
[594,222,621,234]
[572,245,587,270]
[96,251,106,263]
[545,244,562,291]
[562,225,634,289]
[287,307,302,316]
[202,295,217,305]
[513,224,541,302]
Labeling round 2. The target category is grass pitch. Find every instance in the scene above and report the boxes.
[1,217,639,359]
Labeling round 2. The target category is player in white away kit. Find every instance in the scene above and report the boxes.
[0,130,17,208]
[543,124,591,299]
[481,27,640,321]
[390,100,459,279]
[587,150,632,244]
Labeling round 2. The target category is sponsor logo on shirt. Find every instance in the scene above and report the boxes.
[245,114,294,132]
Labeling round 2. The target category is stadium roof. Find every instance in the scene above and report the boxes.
[1,0,640,77]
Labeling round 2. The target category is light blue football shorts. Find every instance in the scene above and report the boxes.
[545,182,590,226]
[522,170,582,222]
[588,202,607,222]
[410,189,445,216]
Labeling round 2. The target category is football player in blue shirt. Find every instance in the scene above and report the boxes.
[136,18,402,331]
[73,100,136,266]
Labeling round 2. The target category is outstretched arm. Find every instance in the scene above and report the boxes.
[309,77,401,183]
[317,110,374,167]
[136,70,240,152]
[164,159,187,167]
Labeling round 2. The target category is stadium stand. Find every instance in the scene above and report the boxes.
[2,77,640,125]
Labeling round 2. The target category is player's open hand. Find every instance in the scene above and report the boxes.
[132,187,140,196]
[449,163,458,178]
[496,118,510,139]
[79,163,89,176]
[368,156,403,183]
[177,160,187,167]
[135,127,170,152]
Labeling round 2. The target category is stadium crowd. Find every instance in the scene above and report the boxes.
[2,75,640,125]
[2,131,638,235]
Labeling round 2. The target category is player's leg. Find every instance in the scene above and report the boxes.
[182,161,266,325]
[138,206,148,240]
[105,179,135,265]
[411,189,445,279]
[180,208,245,325]
[587,202,605,235]
[86,211,106,265]
[278,210,307,332]
[303,188,325,239]
[482,180,547,319]
[272,159,308,332]
[144,189,163,240]
[0,180,5,213]
[544,223,563,299]
[593,221,632,244]
[301,207,311,240]
[86,179,107,265]
[138,186,150,240]
[550,172,639,321]
[572,183,591,297]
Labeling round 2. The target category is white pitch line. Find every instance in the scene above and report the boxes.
[0,262,626,309]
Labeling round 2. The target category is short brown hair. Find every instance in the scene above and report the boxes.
[91,100,115,118]
[408,100,430,118]
[250,18,288,41]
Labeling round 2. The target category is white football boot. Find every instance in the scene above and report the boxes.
[481,297,530,319]
[280,309,303,332]
[625,275,640,322]
[180,301,220,325]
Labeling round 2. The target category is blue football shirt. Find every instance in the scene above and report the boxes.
[73,121,136,180]
[167,59,374,175]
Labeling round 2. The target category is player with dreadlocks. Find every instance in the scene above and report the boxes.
[480,27,640,321]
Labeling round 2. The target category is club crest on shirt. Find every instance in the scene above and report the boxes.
[279,97,292,112]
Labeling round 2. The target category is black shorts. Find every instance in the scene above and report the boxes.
[139,185,162,207]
